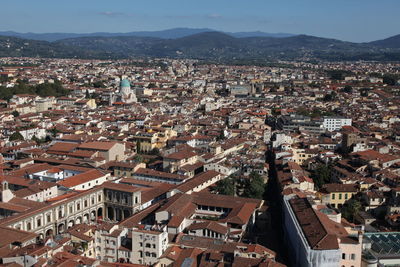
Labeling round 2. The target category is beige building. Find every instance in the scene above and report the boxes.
[78,141,126,162]
[163,150,198,173]
[131,226,168,265]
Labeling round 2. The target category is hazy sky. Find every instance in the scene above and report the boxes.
[1,0,399,42]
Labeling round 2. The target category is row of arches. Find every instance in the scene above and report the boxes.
[42,207,103,238]
[106,206,131,221]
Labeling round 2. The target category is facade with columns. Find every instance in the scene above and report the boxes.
[0,183,142,240]
[103,183,141,222]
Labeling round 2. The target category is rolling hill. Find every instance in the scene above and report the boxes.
[0,28,296,42]
[0,31,400,62]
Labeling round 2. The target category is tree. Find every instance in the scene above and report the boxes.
[92,81,105,88]
[133,154,144,163]
[311,164,331,189]
[341,199,362,223]
[11,110,19,117]
[360,88,370,97]
[326,70,354,81]
[48,128,60,137]
[31,135,40,143]
[85,90,90,99]
[323,91,336,102]
[343,85,353,93]
[136,141,141,153]
[382,74,399,86]
[9,131,24,141]
[215,177,235,196]
[242,172,265,199]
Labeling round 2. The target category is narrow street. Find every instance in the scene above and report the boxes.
[259,149,290,266]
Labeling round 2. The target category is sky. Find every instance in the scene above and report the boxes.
[0,0,399,42]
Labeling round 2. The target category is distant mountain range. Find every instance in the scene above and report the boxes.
[0,29,399,62]
[0,28,296,42]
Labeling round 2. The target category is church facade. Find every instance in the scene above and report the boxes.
[110,79,137,105]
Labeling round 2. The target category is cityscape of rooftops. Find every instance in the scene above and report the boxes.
[0,1,399,267]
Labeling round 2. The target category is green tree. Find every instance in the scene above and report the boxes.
[133,154,144,163]
[9,131,24,141]
[48,128,60,137]
[31,135,44,144]
[323,91,336,102]
[343,85,353,93]
[311,164,331,189]
[341,199,362,223]
[136,141,141,153]
[92,81,105,88]
[382,74,400,86]
[243,172,265,199]
[11,110,20,117]
[360,88,370,97]
[215,177,235,196]
[326,70,354,81]
[149,148,160,155]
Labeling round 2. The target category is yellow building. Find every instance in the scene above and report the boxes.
[131,128,177,153]
[319,183,358,208]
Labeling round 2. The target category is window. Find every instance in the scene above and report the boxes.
[332,194,335,200]
[342,253,346,260]
[345,193,348,200]
[77,203,81,211]
[47,214,51,223]
[27,222,32,231]
[351,254,356,260]
[37,218,41,227]
[339,193,342,200]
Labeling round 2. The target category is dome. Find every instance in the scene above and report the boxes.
[120,79,131,88]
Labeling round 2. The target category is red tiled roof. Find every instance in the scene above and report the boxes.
[58,169,106,188]
[78,141,118,151]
